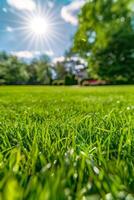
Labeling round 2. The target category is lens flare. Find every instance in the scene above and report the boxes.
[0,2,66,54]
[29,16,49,36]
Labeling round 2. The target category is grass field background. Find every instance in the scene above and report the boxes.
[0,86,134,200]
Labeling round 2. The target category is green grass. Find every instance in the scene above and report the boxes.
[0,86,134,200]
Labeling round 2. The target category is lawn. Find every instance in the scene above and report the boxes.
[0,86,134,200]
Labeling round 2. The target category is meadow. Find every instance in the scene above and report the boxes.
[0,86,134,200]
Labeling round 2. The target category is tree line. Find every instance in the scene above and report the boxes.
[0,52,81,85]
[0,52,53,85]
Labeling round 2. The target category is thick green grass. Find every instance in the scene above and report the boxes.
[0,86,134,200]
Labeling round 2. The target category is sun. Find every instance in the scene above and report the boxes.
[29,16,49,36]
[8,3,65,52]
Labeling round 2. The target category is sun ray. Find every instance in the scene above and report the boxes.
[2,2,66,55]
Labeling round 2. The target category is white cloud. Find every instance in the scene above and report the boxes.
[6,26,13,32]
[53,56,87,66]
[53,56,65,64]
[11,50,54,59]
[45,50,54,57]
[61,0,86,26]
[11,51,36,59]
[7,0,36,11]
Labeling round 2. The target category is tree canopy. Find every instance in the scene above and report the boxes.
[73,0,134,83]
[0,52,53,85]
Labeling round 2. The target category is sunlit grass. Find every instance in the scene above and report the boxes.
[0,86,134,200]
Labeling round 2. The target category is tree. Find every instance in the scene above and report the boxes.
[6,56,29,85]
[0,63,6,84]
[0,52,53,85]
[27,55,52,85]
[55,62,67,80]
[73,0,134,83]
[0,52,29,85]
[91,29,134,83]
[54,52,82,85]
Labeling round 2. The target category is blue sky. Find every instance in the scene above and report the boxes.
[0,0,85,60]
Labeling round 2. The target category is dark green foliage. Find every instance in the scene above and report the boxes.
[0,52,52,85]
[55,62,67,80]
[65,74,77,85]
[73,0,134,83]
[27,58,52,85]
[91,32,134,84]
[0,52,79,86]
[0,55,29,85]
